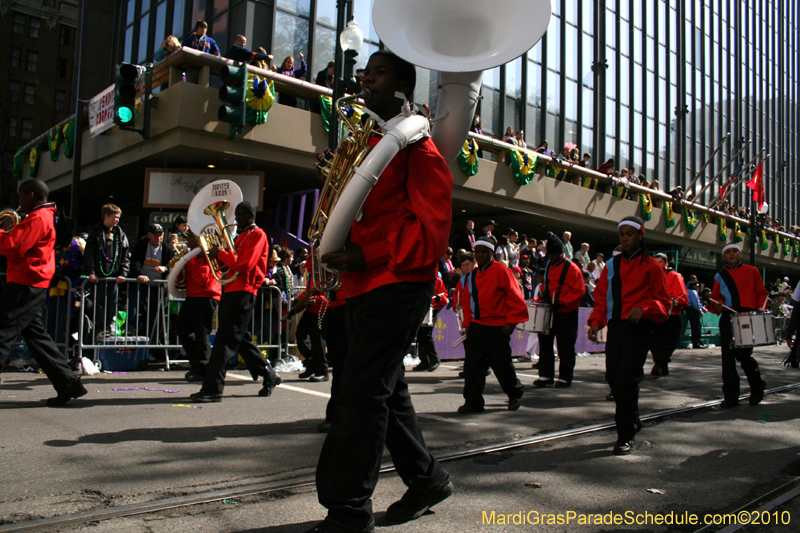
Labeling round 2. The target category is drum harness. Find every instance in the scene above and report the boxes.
[542,258,571,310]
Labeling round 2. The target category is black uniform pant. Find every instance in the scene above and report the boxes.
[605,319,653,442]
[316,281,449,529]
[463,323,524,408]
[684,307,703,347]
[650,314,683,367]
[201,291,277,394]
[296,309,327,376]
[176,297,217,375]
[537,309,579,383]
[322,304,348,422]
[719,312,764,402]
[0,284,79,394]
[416,308,440,367]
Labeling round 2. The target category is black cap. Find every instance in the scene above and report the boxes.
[148,223,164,234]
[485,220,497,226]
[546,234,564,255]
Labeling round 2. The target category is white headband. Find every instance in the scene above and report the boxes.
[474,238,495,251]
[618,220,645,233]
[722,244,741,254]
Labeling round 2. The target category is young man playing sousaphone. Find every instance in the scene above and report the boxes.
[709,243,768,407]
[308,51,454,533]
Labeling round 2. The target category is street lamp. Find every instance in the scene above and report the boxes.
[329,17,364,150]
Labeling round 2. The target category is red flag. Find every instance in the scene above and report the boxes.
[746,160,765,209]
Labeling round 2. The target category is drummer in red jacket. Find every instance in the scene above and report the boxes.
[588,216,671,455]
[458,236,528,413]
[709,243,768,408]
[413,275,449,372]
[649,253,688,377]
[534,234,585,388]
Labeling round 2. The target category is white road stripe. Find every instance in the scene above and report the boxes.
[227,372,332,398]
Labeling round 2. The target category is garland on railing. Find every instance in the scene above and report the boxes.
[717,217,727,241]
[761,229,769,250]
[733,222,743,243]
[702,212,710,224]
[663,201,675,228]
[48,126,62,162]
[509,149,537,185]
[683,207,698,233]
[794,240,800,257]
[12,149,24,181]
[774,233,781,249]
[319,96,363,134]
[581,175,597,190]
[783,238,792,255]
[457,138,479,177]
[639,193,652,221]
[245,74,275,125]
[29,141,43,178]
[62,120,75,158]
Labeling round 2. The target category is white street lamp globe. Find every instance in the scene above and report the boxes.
[340,19,364,53]
[758,202,769,214]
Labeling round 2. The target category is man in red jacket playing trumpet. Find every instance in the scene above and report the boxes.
[0,179,85,406]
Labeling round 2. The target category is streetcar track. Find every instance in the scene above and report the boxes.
[3,382,800,533]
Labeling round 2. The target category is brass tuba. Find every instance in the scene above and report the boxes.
[0,209,22,233]
[167,180,243,298]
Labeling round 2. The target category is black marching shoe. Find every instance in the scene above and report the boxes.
[427,360,441,372]
[299,369,314,379]
[385,479,455,523]
[309,374,329,382]
[412,363,430,372]
[555,379,571,388]
[457,403,485,414]
[190,390,223,403]
[46,380,88,407]
[304,517,374,533]
[508,397,522,411]
[750,381,766,406]
[534,378,554,388]
[613,439,634,455]
[259,375,282,397]
[317,420,332,433]
[650,365,664,376]
[720,398,739,408]
[184,371,205,382]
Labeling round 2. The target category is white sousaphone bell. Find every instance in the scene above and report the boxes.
[315,0,552,282]
[167,179,243,299]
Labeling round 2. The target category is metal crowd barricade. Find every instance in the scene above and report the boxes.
[75,277,182,370]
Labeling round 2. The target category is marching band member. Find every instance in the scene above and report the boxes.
[649,253,688,377]
[0,179,86,406]
[317,283,347,433]
[190,201,281,402]
[311,51,453,532]
[588,216,671,455]
[709,243,768,407]
[176,231,221,382]
[458,236,527,413]
[534,234,585,388]
[285,255,329,382]
[413,274,448,372]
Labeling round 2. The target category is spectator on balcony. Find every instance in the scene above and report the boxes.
[471,115,484,158]
[597,158,615,175]
[534,140,551,156]
[224,34,273,65]
[276,52,307,108]
[502,126,515,165]
[154,36,181,63]
[514,130,527,150]
[310,61,335,114]
[182,21,220,57]
[580,152,592,168]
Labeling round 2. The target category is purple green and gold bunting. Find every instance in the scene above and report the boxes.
[320,95,363,135]
[48,126,62,161]
[774,233,781,248]
[12,149,24,181]
[246,74,275,125]
[783,238,791,255]
[794,240,799,257]
[717,218,727,241]
[664,201,675,228]
[683,207,698,233]
[702,212,710,224]
[581,176,597,190]
[29,141,43,178]
[62,120,75,158]
[639,193,652,221]
[457,138,479,177]
[509,149,537,185]
[761,229,769,251]
[733,222,743,243]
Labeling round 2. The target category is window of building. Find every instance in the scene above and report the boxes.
[21,119,33,139]
[57,57,69,78]
[54,90,67,111]
[9,81,20,102]
[24,84,36,105]
[26,51,38,72]
[11,47,21,68]
[59,25,71,46]
[28,16,41,38]
[13,13,25,34]
[7,117,17,137]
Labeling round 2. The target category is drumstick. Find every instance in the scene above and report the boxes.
[709,297,737,314]
[762,295,769,311]
[451,334,467,348]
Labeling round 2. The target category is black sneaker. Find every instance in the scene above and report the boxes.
[750,381,766,406]
[533,378,554,388]
[46,380,88,407]
[259,375,282,397]
[299,369,314,379]
[613,440,634,455]
[384,479,454,522]
[309,374,329,382]
[184,371,205,382]
[412,363,430,372]
[427,361,441,372]
[508,397,522,411]
[457,403,484,414]
[304,517,374,533]
[555,379,571,388]
[190,391,222,403]
[720,398,739,408]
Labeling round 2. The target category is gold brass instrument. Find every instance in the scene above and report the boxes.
[0,209,22,233]
[167,240,190,291]
[308,91,375,292]
[197,200,239,285]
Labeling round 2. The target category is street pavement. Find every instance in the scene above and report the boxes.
[3,344,800,532]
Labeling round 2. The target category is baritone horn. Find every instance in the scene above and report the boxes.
[311,0,551,291]
[167,180,243,298]
[0,209,22,233]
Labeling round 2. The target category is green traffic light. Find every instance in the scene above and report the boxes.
[117,107,134,123]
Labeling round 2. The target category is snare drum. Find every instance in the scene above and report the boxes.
[731,311,776,348]
[421,306,435,327]
[518,302,553,334]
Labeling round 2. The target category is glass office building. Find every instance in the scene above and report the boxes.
[117,0,798,227]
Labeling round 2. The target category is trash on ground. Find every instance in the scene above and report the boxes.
[112,387,180,393]
[525,483,543,488]
[646,488,666,494]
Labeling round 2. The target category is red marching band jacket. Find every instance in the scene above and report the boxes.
[340,136,453,299]
[588,250,671,328]
[459,258,529,328]
[710,263,768,314]
[664,269,688,315]
[216,224,269,295]
[183,254,222,300]
[432,276,448,311]
[536,257,585,313]
[0,203,57,288]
